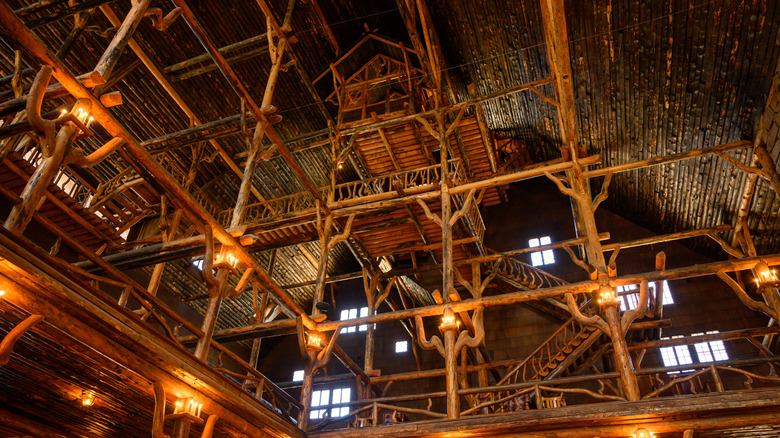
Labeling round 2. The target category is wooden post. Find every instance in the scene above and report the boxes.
[604,306,640,401]
[95,0,152,81]
[443,326,459,418]
[549,149,642,401]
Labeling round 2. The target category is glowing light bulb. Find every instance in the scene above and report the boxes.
[632,428,653,438]
[80,390,96,407]
[338,162,344,169]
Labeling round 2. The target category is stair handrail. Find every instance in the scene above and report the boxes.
[498,298,595,386]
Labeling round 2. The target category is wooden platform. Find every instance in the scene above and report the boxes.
[0,152,124,250]
[311,388,780,438]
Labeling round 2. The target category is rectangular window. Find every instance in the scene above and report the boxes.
[395,340,408,353]
[659,335,693,374]
[310,389,330,419]
[340,307,369,333]
[692,331,729,362]
[618,281,674,311]
[529,236,554,267]
[310,387,350,419]
[359,307,369,331]
[660,333,728,374]
[292,370,304,382]
[331,387,351,417]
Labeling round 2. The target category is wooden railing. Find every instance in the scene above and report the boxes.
[219,160,464,227]
[59,248,301,421]
[495,256,568,290]
[498,314,598,386]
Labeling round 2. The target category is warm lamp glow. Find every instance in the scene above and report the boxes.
[80,390,96,407]
[175,397,202,417]
[217,253,238,268]
[439,307,460,330]
[631,428,654,438]
[0,290,5,298]
[307,332,323,349]
[597,284,619,305]
[755,261,778,284]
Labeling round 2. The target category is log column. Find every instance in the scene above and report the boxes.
[551,153,642,401]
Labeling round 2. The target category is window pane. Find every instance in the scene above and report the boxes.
[542,249,555,264]
[674,345,693,365]
[660,347,678,366]
[528,238,540,248]
[662,280,674,304]
[396,341,408,353]
[709,340,729,361]
[531,252,543,267]
[333,388,342,404]
[349,308,357,319]
[293,370,304,382]
[694,342,714,362]
[312,390,321,407]
[341,388,350,403]
[625,293,639,310]
[619,296,627,312]
[539,236,552,245]
[340,310,349,320]
[358,307,368,331]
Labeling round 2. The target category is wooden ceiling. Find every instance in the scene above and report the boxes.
[1,0,780,436]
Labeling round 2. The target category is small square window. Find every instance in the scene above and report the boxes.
[528,236,555,267]
[292,370,304,382]
[395,341,408,353]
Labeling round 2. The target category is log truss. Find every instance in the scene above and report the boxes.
[0,0,780,437]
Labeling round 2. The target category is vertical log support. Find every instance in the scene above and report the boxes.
[296,319,340,431]
[415,306,484,419]
[363,271,397,371]
[312,201,355,314]
[550,153,643,401]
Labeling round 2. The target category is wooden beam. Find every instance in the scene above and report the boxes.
[539,0,581,156]
[94,0,151,81]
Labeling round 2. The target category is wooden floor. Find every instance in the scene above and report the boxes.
[311,388,780,438]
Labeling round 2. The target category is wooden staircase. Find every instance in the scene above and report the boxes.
[499,313,604,387]
[489,255,582,320]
